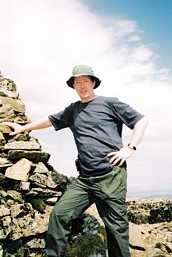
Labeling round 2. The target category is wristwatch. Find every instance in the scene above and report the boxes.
[128,143,137,150]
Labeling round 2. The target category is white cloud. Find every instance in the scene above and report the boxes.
[0,0,172,195]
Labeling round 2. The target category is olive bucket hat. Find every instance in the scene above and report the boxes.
[66,65,101,89]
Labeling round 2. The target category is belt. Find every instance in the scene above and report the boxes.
[75,160,127,178]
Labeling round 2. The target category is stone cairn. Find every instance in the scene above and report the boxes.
[0,73,106,257]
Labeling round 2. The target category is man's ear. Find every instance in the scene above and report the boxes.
[93,81,96,88]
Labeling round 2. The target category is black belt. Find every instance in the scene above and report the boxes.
[75,159,127,178]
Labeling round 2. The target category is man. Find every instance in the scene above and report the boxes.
[3,65,148,257]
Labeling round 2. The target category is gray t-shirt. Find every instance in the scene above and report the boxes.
[48,96,143,176]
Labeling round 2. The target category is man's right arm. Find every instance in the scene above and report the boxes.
[2,117,52,136]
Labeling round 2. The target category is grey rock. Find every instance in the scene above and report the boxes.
[0,88,18,98]
[0,157,12,166]
[26,238,45,249]
[6,199,15,205]
[0,104,15,119]
[2,215,11,226]
[34,162,49,174]
[0,226,11,240]
[8,132,30,142]
[10,203,33,218]
[129,222,146,250]
[4,138,41,150]
[0,205,10,217]
[5,158,32,181]
[0,78,17,92]
[20,181,30,191]
[30,173,57,189]
[0,190,7,198]
[0,163,13,169]
[6,190,23,202]
[45,197,58,205]
[46,174,57,189]
[8,150,50,163]
[10,206,52,240]
[0,230,5,240]
[10,204,23,218]
[0,190,7,205]
[26,187,62,198]
[29,173,48,188]
[0,96,25,113]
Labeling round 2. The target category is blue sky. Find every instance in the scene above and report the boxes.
[85,0,172,69]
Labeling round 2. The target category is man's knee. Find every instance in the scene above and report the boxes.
[49,203,74,227]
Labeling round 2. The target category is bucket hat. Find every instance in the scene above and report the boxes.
[66,65,101,89]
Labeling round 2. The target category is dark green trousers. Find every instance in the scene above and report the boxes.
[45,166,131,257]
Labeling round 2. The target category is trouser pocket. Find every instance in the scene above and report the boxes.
[95,166,127,201]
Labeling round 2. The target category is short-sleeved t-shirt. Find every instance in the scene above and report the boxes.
[48,96,143,176]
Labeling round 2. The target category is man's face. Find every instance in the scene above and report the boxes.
[73,76,95,101]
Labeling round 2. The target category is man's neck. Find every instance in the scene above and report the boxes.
[81,94,97,103]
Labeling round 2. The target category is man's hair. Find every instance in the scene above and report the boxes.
[72,75,95,85]
[87,75,96,83]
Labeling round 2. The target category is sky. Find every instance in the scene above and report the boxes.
[0,0,172,196]
[85,0,172,68]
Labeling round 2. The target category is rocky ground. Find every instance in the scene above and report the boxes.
[129,198,172,257]
[86,200,172,257]
[0,74,172,257]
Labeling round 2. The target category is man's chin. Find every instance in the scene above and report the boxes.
[80,93,89,99]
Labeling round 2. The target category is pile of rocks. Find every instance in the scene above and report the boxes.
[0,162,68,256]
[0,74,70,256]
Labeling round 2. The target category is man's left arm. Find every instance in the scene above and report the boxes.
[107,116,148,166]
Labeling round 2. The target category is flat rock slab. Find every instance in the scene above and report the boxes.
[0,157,13,168]
[33,162,49,174]
[0,157,11,165]
[29,173,57,189]
[8,150,50,163]
[129,223,146,250]
[5,158,32,181]
[4,139,41,150]
[0,96,25,113]
[26,187,62,198]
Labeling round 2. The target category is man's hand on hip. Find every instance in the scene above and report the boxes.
[107,146,135,167]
